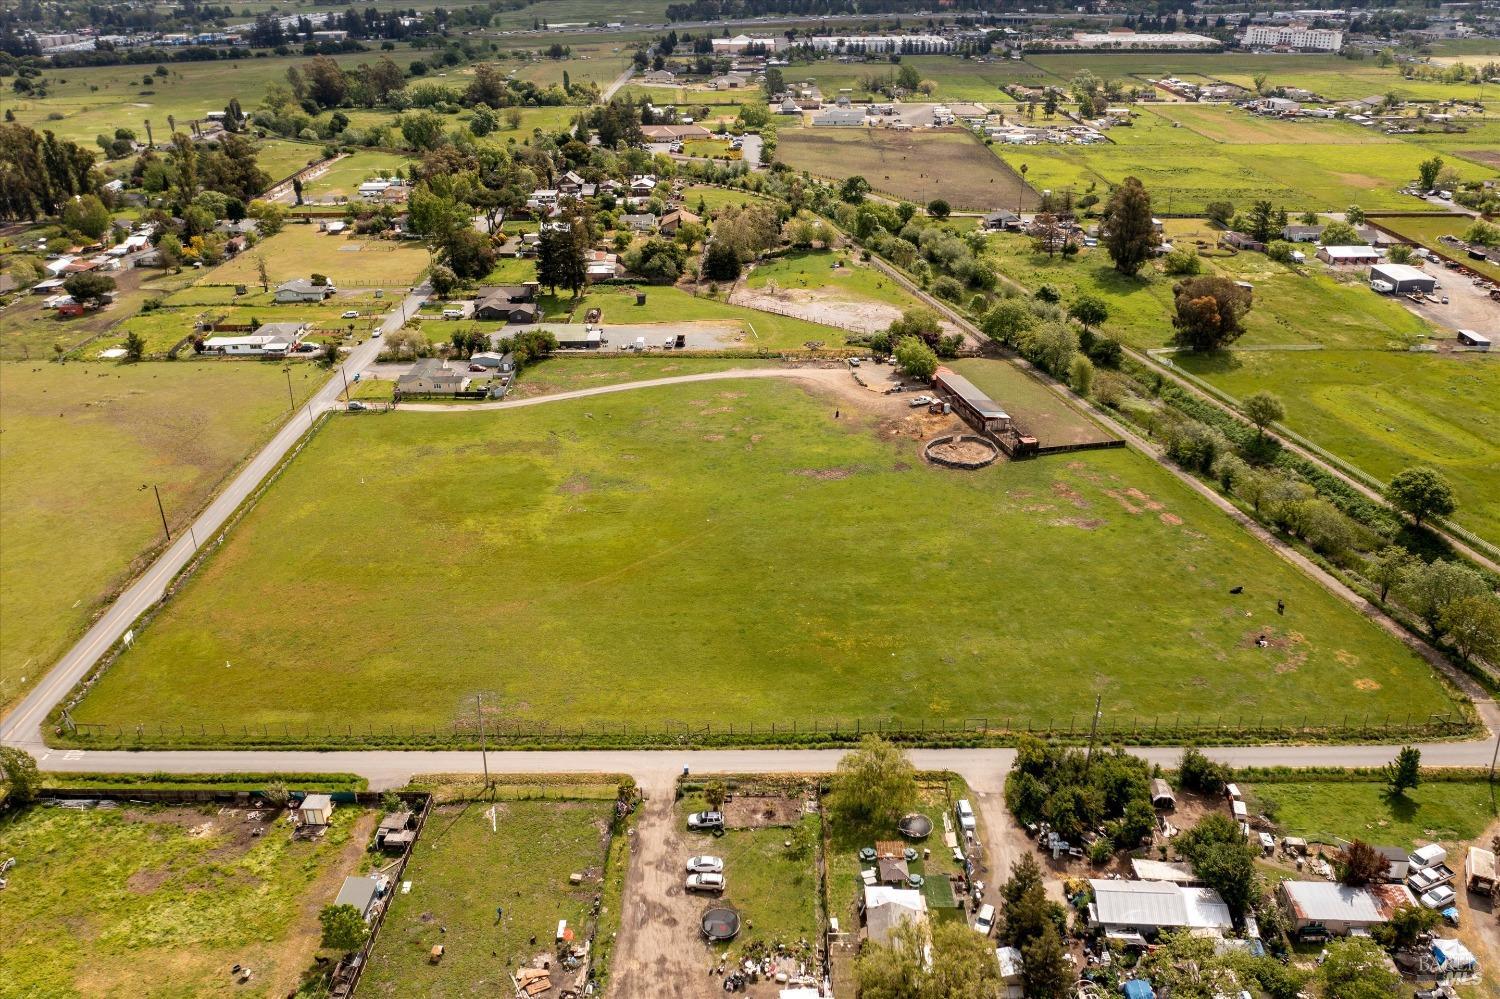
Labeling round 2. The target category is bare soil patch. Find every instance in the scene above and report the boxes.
[928,437,996,464]
[723,796,803,830]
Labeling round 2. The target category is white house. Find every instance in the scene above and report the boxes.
[1088,880,1233,939]
[358,179,392,198]
[1279,880,1414,937]
[203,322,308,356]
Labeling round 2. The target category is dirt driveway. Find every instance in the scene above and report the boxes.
[609,782,726,998]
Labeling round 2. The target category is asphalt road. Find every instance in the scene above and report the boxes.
[0,286,428,751]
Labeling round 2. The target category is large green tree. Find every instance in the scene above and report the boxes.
[1385,466,1456,527]
[319,904,368,952]
[0,747,42,804]
[1170,276,1252,351]
[827,735,917,827]
[1101,176,1155,276]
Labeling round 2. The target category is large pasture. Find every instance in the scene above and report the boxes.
[201,225,431,289]
[70,372,1458,740]
[777,126,1037,210]
[1174,349,1500,545]
[0,362,322,714]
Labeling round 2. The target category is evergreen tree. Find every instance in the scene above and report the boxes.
[1101,177,1154,276]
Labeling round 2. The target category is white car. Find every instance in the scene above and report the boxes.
[908,395,935,408]
[973,903,995,935]
[686,855,724,874]
[1421,885,1457,910]
[955,799,977,834]
[341,310,360,319]
[686,872,725,893]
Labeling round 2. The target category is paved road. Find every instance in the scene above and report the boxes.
[0,286,428,750]
[601,66,635,102]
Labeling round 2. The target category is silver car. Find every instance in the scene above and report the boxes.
[686,872,725,893]
[686,855,724,874]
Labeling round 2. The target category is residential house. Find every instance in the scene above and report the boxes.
[814,108,866,127]
[397,358,471,398]
[629,175,659,196]
[275,278,336,303]
[1221,231,1267,252]
[642,69,676,84]
[620,213,658,232]
[862,885,928,946]
[202,322,309,356]
[1088,880,1234,940]
[1280,880,1414,937]
[709,73,750,91]
[472,283,539,322]
[640,124,711,142]
[468,351,516,372]
[660,209,701,236]
[1281,224,1324,243]
[982,210,1022,231]
[586,250,622,282]
[557,171,588,195]
[779,97,801,115]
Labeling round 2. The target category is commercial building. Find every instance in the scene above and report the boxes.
[1244,24,1344,52]
[806,34,952,53]
[1318,245,1381,266]
[1057,31,1219,50]
[1369,262,1436,293]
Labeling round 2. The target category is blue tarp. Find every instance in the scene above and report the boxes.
[1123,980,1156,999]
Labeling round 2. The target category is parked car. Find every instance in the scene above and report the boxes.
[908,395,934,408]
[1420,885,1457,910]
[442,308,464,320]
[687,811,724,831]
[686,855,724,874]
[686,872,725,893]
[955,799,977,834]
[371,328,382,337]
[341,310,360,319]
[973,903,995,935]
[347,401,366,411]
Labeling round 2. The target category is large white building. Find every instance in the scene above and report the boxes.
[710,34,785,54]
[1055,31,1219,50]
[1244,24,1344,51]
[806,34,952,53]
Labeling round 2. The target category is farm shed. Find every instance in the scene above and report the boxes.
[335,875,380,920]
[1088,880,1233,935]
[299,794,334,826]
[1372,846,1410,882]
[1369,263,1436,294]
[995,946,1024,998]
[377,811,415,851]
[1466,847,1496,893]
[933,368,1011,434]
[1279,880,1414,937]
[1149,779,1175,810]
[1457,329,1491,349]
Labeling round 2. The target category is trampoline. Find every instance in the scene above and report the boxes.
[701,906,741,942]
[898,813,933,840]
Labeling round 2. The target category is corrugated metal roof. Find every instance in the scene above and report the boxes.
[1130,859,1197,884]
[1090,880,1231,930]
[935,371,1009,420]
[1280,880,1412,923]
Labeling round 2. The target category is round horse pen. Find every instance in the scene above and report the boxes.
[923,433,1001,469]
[701,906,741,942]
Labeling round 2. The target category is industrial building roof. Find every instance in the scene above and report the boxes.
[1089,880,1232,930]
[1280,880,1413,924]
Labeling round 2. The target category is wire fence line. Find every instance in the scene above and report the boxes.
[64,710,1474,749]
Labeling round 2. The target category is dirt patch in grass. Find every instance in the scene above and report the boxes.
[1051,517,1105,530]
[1354,678,1382,690]
[724,796,804,829]
[1458,149,1500,167]
[126,867,171,894]
[1051,481,1090,508]
[1160,512,1184,526]
[793,466,853,480]
[558,474,593,494]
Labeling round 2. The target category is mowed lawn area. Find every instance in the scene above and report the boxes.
[202,225,430,290]
[71,376,1459,738]
[776,127,1038,210]
[0,802,373,998]
[298,151,415,200]
[1175,349,1500,546]
[1244,780,1498,847]
[0,362,322,713]
[361,797,614,998]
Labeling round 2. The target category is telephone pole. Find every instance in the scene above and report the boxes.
[476,692,490,789]
[153,485,170,541]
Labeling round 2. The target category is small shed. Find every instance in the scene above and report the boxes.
[995,946,1024,998]
[875,840,910,885]
[299,794,334,827]
[335,875,380,920]
[377,811,415,851]
[1373,846,1409,882]
[1149,778,1175,810]
[1466,846,1496,893]
[1457,329,1491,349]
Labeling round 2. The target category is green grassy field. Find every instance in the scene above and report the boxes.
[1174,349,1500,545]
[1246,780,1498,847]
[680,185,775,214]
[70,375,1459,740]
[745,249,923,310]
[0,362,322,713]
[982,223,1432,351]
[201,225,430,289]
[949,358,1113,447]
[0,802,371,998]
[782,56,1051,102]
[253,139,327,184]
[778,126,1037,211]
[361,798,613,997]
[300,151,415,200]
[1144,104,1396,146]
[4,47,428,150]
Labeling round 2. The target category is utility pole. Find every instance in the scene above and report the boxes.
[283,366,295,410]
[340,365,350,401]
[476,692,490,789]
[1083,693,1103,773]
[149,484,170,541]
[1490,728,1499,785]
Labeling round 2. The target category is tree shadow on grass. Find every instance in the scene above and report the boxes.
[1380,789,1420,826]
